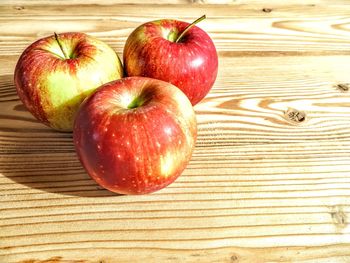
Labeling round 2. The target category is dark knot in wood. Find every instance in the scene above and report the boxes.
[262,8,272,13]
[335,83,349,92]
[284,108,306,124]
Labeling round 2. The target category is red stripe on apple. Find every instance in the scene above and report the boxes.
[14,32,123,131]
[73,77,197,195]
[123,16,218,105]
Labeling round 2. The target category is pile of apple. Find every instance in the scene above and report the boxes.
[14,16,218,194]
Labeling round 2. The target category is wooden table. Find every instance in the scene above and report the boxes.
[1,1,350,262]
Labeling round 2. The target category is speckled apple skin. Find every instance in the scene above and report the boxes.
[123,19,218,105]
[14,32,123,131]
[73,77,197,195]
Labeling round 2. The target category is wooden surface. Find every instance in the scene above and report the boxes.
[1,1,350,262]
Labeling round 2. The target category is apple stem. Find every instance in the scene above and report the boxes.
[54,32,69,59]
[175,15,206,43]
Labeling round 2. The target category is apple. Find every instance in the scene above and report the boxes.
[123,15,218,105]
[14,32,124,131]
[73,77,197,195]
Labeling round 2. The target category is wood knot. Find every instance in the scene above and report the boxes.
[330,206,347,230]
[262,8,272,13]
[335,83,349,92]
[14,6,25,10]
[231,254,239,262]
[284,108,306,124]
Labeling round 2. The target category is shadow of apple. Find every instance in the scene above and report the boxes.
[0,75,120,197]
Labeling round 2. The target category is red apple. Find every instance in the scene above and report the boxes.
[123,15,218,105]
[73,77,197,195]
[14,32,124,131]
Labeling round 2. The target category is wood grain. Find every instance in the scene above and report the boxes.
[1,1,350,262]
[2,0,350,5]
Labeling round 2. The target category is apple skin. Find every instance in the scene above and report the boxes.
[123,19,218,105]
[14,32,123,131]
[73,77,197,195]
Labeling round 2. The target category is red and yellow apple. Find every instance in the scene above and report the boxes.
[73,77,197,194]
[123,16,218,105]
[14,32,123,131]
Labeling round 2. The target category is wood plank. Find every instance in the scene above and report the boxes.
[2,0,350,6]
[1,2,350,263]
[1,54,350,150]
[1,4,350,57]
